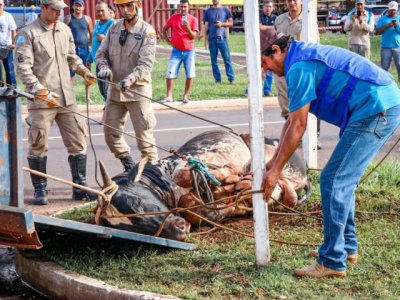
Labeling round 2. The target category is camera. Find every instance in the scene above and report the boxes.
[356,10,361,17]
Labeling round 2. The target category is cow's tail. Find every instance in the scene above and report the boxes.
[297,181,312,206]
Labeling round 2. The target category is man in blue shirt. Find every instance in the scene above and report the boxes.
[376,1,400,81]
[203,0,235,84]
[87,1,115,102]
[261,34,400,278]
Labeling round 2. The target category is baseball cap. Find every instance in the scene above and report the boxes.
[40,0,68,10]
[355,0,365,4]
[388,1,398,10]
[73,0,85,6]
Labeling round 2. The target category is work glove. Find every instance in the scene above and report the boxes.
[118,77,135,92]
[82,70,97,87]
[97,68,112,78]
[35,89,60,107]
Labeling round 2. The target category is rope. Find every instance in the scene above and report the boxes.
[23,167,105,199]
[85,85,102,188]
[96,77,238,136]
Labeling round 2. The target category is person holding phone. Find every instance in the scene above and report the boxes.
[162,0,199,103]
[344,0,374,58]
[376,1,400,81]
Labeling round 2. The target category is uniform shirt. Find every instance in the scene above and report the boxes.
[87,18,115,63]
[259,13,277,26]
[274,12,319,42]
[14,18,88,109]
[203,6,233,39]
[287,60,400,125]
[96,18,156,102]
[344,10,374,46]
[274,12,302,40]
[377,15,400,48]
[164,13,199,51]
[0,12,16,46]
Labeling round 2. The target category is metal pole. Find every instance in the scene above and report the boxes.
[244,0,270,266]
[301,0,319,169]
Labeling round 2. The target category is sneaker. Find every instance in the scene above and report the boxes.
[293,262,346,278]
[264,93,274,97]
[229,80,235,85]
[160,98,173,104]
[182,98,189,104]
[310,250,358,264]
[215,81,222,84]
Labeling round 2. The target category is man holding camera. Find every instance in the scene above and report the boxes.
[162,0,198,103]
[376,1,400,81]
[344,0,374,58]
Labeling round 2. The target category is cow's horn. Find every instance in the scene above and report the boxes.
[99,160,113,188]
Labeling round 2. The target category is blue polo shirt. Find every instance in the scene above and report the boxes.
[376,15,400,48]
[87,18,115,63]
[259,13,277,26]
[287,60,400,125]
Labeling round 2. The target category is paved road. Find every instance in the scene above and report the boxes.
[23,106,399,214]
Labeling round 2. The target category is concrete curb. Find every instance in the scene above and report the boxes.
[15,250,181,300]
[21,97,279,115]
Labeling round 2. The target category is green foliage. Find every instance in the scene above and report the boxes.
[48,162,400,299]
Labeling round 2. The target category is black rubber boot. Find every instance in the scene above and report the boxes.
[68,154,97,201]
[27,156,48,205]
[120,155,135,174]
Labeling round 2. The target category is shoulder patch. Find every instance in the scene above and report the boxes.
[146,32,157,45]
[16,35,25,43]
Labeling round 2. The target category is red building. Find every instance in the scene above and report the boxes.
[63,0,204,35]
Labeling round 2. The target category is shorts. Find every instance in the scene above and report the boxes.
[166,47,195,79]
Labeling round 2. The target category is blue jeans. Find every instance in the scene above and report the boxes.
[208,37,235,82]
[0,50,16,87]
[317,105,400,271]
[263,70,273,95]
[381,48,400,81]
[166,47,196,78]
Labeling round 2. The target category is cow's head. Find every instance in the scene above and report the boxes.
[99,160,190,241]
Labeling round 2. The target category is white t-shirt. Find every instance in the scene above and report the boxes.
[25,12,38,25]
[0,12,17,46]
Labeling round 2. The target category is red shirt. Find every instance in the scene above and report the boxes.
[164,13,199,51]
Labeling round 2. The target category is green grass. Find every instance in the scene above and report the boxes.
[44,161,400,299]
[69,32,398,105]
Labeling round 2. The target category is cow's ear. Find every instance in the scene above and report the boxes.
[133,156,149,182]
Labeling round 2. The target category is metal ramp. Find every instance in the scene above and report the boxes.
[34,214,195,250]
